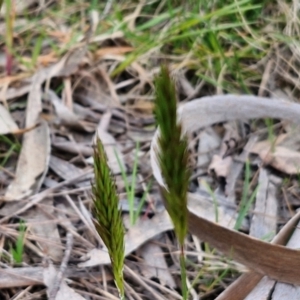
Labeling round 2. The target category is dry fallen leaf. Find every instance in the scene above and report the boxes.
[45,90,95,132]
[4,73,50,201]
[251,141,300,174]
[139,241,176,288]
[95,110,127,174]
[0,104,19,134]
[95,46,134,58]
[49,156,90,188]
[1,73,62,261]
[25,198,63,261]
[197,127,221,170]
[3,119,50,201]
[78,210,173,267]
[208,155,232,178]
[4,47,87,101]
[43,262,85,300]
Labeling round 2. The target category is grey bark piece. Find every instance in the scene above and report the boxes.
[225,135,258,203]
[249,169,278,240]
[50,156,84,178]
[139,242,176,288]
[0,104,19,134]
[244,170,282,300]
[272,220,300,299]
[188,192,239,229]
[49,155,90,187]
[95,110,127,175]
[244,276,275,300]
[4,73,50,201]
[52,140,93,156]
[197,127,221,170]
[25,198,63,261]
[272,283,300,299]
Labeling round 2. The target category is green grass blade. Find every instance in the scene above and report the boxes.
[10,220,26,264]
[129,141,139,225]
[114,148,130,193]
[136,9,180,31]
[134,179,152,224]
[234,159,258,230]
[114,142,142,226]
[201,180,219,223]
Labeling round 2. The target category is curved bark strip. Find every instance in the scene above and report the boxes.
[151,95,300,287]
[178,95,300,133]
[215,210,300,300]
[188,210,300,285]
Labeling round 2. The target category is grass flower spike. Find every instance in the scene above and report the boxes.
[92,137,125,300]
[154,65,191,299]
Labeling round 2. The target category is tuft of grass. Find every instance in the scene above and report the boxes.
[0,135,21,167]
[10,220,26,264]
[154,65,191,299]
[92,137,125,300]
[115,141,151,226]
[234,159,259,230]
[111,0,263,80]
[200,179,219,223]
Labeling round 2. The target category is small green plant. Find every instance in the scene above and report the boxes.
[200,179,219,223]
[10,220,26,264]
[0,135,21,167]
[4,0,14,76]
[234,159,258,230]
[92,137,125,300]
[154,65,191,300]
[115,141,151,226]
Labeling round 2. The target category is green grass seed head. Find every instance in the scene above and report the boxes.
[154,65,190,245]
[92,137,125,299]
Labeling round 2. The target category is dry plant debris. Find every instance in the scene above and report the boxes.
[2,1,300,299]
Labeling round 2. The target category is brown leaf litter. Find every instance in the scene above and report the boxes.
[3,3,300,300]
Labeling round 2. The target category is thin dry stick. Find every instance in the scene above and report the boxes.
[124,281,143,300]
[48,233,73,300]
[13,286,32,300]
[141,276,182,300]
[0,170,94,224]
[64,194,102,245]
[124,265,166,300]
[81,279,120,300]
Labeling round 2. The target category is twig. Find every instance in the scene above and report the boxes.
[48,233,73,300]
